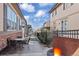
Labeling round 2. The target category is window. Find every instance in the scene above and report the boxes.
[71,3,74,6]
[19,18,22,30]
[52,13,54,17]
[55,10,57,15]
[16,17,21,30]
[63,3,66,10]
[6,5,17,31]
[61,20,68,31]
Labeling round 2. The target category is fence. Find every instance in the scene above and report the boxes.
[53,30,79,39]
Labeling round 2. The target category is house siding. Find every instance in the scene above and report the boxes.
[50,3,79,31]
[0,4,4,31]
[50,3,79,55]
[0,3,27,51]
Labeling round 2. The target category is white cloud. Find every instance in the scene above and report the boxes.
[20,3,35,12]
[34,18,41,22]
[34,19,37,22]
[35,10,46,17]
[39,3,53,7]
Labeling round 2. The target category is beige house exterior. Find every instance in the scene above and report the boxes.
[0,3,27,32]
[43,20,50,32]
[50,3,79,32]
[0,3,27,51]
[49,3,79,55]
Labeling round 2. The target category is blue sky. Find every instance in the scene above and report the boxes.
[19,3,55,31]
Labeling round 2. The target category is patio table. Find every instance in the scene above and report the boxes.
[9,38,26,49]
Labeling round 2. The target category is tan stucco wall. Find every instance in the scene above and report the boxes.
[50,3,79,31]
[0,4,4,31]
[55,4,79,20]
[68,13,79,30]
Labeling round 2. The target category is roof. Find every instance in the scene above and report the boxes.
[11,3,26,21]
[49,3,62,13]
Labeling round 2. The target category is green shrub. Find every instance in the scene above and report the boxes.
[37,31,51,45]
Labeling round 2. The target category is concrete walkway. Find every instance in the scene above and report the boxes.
[0,36,51,56]
[17,41,50,56]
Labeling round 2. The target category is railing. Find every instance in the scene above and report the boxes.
[53,30,79,39]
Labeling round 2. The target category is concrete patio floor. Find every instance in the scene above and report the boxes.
[0,36,52,56]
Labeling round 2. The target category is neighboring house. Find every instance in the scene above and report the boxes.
[0,3,27,51]
[50,3,79,31]
[43,20,50,32]
[43,20,52,42]
[35,28,41,33]
[0,3,27,31]
[49,3,79,38]
[49,3,79,56]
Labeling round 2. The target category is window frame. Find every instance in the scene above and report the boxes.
[6,5,17,31]
[63,3,66,10]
